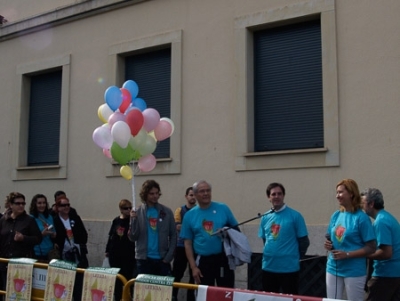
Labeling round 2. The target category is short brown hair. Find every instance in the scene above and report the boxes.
[119,199,132,208]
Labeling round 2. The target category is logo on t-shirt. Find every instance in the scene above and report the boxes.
[149,218,158,231]
[335,225,345,242]
[116,226,125,238]
[270,222,281,240]
[202,220,214,235]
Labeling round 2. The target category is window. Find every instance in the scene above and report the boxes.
[28,70,62,166]
[125,47,171,158]
[254,20,323,152]
[235,0,339,171]
[108,30,182,176]
[13,55,70,180]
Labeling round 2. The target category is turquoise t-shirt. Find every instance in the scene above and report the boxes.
[32,213,56,256]
[326,209,375,277]
[180,202,238,256]
[258,206,308,273]
[372,209,400,277]
[146,207,160,259]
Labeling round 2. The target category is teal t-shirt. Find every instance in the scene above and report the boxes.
[32,213,56,256]
[326,209,375,277]
[146,207,160,259]
[258,206,308,273]
[372,209,400,277]
[180,202,238,256]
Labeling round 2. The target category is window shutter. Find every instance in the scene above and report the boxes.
[28,70,62,166]
[254,19,323,152]
[125,47,171,158]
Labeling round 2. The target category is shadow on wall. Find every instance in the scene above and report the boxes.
[248,253,327,297]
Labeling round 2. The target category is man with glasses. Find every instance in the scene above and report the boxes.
[180,180,239,288]
[129,179,176,276]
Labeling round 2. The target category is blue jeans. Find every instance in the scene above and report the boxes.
[136,258,171,276]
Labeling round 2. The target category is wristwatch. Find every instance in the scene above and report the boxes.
[346,252,350,257]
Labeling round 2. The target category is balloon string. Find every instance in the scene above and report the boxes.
[131,164,136,209]
[130,162,139,208]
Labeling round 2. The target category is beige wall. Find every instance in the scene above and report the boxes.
[1,0,400,285]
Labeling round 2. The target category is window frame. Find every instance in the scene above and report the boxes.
[12,54,71,180]
[107,30,182,176]
[234,0,339,171]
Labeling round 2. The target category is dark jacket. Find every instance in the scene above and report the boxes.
[53,210,89,268]
[0,209,42,258]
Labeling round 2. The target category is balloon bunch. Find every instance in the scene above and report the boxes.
[92,80,174,180]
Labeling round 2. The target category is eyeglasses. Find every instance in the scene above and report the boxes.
[58,203,70,207]
[13,202,26,206]
[121,207,132,210]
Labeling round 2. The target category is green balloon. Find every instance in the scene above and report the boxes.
[110,142,134,165]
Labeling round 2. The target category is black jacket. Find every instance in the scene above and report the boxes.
[53,210,89,267]
[0,209,42,258]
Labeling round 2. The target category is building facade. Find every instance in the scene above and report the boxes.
[1,0,400,289]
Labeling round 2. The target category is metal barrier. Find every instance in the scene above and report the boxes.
[122,278,198,301]
[0,258,129,301]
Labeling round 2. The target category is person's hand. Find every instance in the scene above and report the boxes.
[14,231,24,241]
[42,228,53,236]
[130,208,137,218]
[191,266,203,284]
[324,239,333,251]
[331,250,348,260]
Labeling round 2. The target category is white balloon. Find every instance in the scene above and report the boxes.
[111,121,131,148]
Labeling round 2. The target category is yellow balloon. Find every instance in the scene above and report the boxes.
[98,104,113,123]
[120,165,133,180]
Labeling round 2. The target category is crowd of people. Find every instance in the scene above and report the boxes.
[1,178,399,301]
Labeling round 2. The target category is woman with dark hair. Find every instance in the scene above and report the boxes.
[29,194,57,262]
[0,192,42,292]
[324,179,376,301]
[106,199,136,301]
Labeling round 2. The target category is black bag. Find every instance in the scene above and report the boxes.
[48,246,61,261]
[64,246,81,263]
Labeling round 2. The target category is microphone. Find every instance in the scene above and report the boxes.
[325,233,334,250]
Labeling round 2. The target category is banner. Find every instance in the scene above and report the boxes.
[44,259,77,301]
[196,286,346,301]
[6,258,36,301]
[82,267,120,301]
[134,274,174,301]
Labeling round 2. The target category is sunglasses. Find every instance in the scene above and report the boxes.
[58,203,70,208]
[121,207,132,210]
[13,202,26,206]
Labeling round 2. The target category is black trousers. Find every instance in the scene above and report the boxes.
[196,252,234,288]
[172,247,195,301]
[262,270,299,295]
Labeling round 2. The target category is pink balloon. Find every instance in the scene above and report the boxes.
[92,126,113,149]
[108,112,126,127]
[154,120,173,141]
[126,109,144,136]
[138,154,156,172]
[142,108,160,132]
[103,148,112,159]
